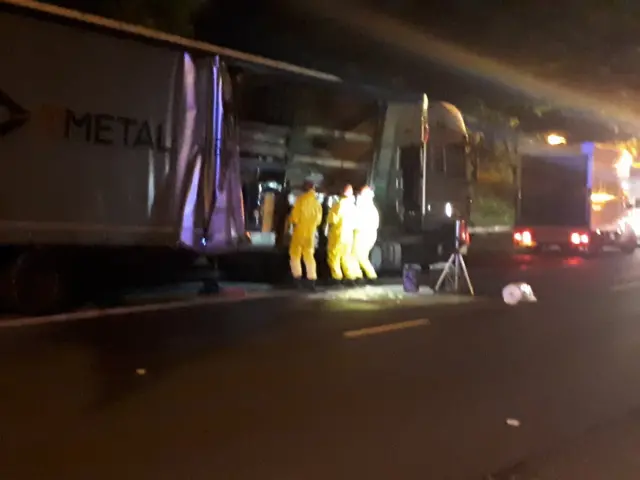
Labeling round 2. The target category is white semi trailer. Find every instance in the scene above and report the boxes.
[0,0,476,312]
[0,0,336,313]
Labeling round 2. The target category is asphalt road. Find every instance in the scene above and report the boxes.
[3,250,640,479]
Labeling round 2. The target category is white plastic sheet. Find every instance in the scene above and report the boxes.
[502,282,537,305]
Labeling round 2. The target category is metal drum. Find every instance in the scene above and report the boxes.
[402,263,422,293]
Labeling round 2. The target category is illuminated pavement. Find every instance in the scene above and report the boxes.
[3,251,640,479]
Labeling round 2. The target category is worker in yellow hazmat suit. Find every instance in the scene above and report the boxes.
[289,180,322,289]
[326,184,360,284]
[352,185,380,282]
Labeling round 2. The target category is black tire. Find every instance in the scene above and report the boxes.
[4,251,70,315]
[586,241,603,257]
[515,246,541,255]
[621,242,637,255]
[370,244,383,271]
[586,247,602,258]
[617,226,637,254]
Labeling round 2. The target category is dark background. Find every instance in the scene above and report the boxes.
[41,0,640,139]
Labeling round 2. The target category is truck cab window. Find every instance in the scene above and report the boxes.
[430,144,446,173]
[429,143,467,179]
[444,144,467,180]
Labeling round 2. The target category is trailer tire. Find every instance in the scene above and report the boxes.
[5,251,70,315]
[371,242,402,273]
[620,229,637,255]
[621,242,636,255]
[586,246,603,257]
[585,238,603,257]
[370,244,383,271]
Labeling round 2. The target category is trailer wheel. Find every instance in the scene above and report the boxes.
[586,245,603,257]
[6,251,70,315]
[370,241,402,273]
[621,241,636,255]
[619,229,637,255]
[370,244,383,271]
[585,239,603,257]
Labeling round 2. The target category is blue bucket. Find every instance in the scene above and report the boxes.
[402,263,422,293]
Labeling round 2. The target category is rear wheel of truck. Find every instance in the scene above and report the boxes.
[585,239,603,257]
[4,251,71,315]
[619,230,637,255]
[586,246,603,257]
[620,241,637,255]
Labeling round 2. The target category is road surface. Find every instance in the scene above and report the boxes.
[2,251,640,479]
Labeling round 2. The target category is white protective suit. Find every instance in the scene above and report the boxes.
[352,187,380,279]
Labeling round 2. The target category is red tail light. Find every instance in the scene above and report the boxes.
[514,230,533,246]
[458,221,470,245]
[570,232,589,245]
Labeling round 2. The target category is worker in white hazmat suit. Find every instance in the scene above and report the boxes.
[352,185,380,282]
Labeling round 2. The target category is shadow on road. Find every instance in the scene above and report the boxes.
[2,247,626,417]
[41,298,306,410]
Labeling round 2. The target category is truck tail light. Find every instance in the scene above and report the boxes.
[458,220,470,246]
[570,232,589,245]
[514,230,533,246]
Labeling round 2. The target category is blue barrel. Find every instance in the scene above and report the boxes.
[402,263,422,293]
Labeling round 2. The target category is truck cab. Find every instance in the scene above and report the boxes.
[227,67,472,275]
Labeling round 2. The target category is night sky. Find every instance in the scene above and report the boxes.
[202,1,640,86]
[192,0,640,138]
[41,0,640,137]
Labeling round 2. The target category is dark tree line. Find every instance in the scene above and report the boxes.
[42,0,205,35]
[381,0,640,105]
[44,0,640,98]
[42,0,640,138]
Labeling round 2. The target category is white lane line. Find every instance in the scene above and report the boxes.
[611,280,640,292]
[0,290,294,329]
[343,319,430,339]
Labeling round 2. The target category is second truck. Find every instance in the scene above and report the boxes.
[513,139,637,254]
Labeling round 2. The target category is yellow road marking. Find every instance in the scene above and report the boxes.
[343,319,430,339]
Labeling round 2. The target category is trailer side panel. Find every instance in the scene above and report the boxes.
[0,10,211,246]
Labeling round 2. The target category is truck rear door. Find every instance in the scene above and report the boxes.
[518,153,589,228]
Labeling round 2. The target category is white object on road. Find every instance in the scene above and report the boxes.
[506,418,521,427]
[502,282,537,306]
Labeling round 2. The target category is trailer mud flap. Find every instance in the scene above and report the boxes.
[177,56,245,252]
[203,57,245,250]
[174,52,204,248]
